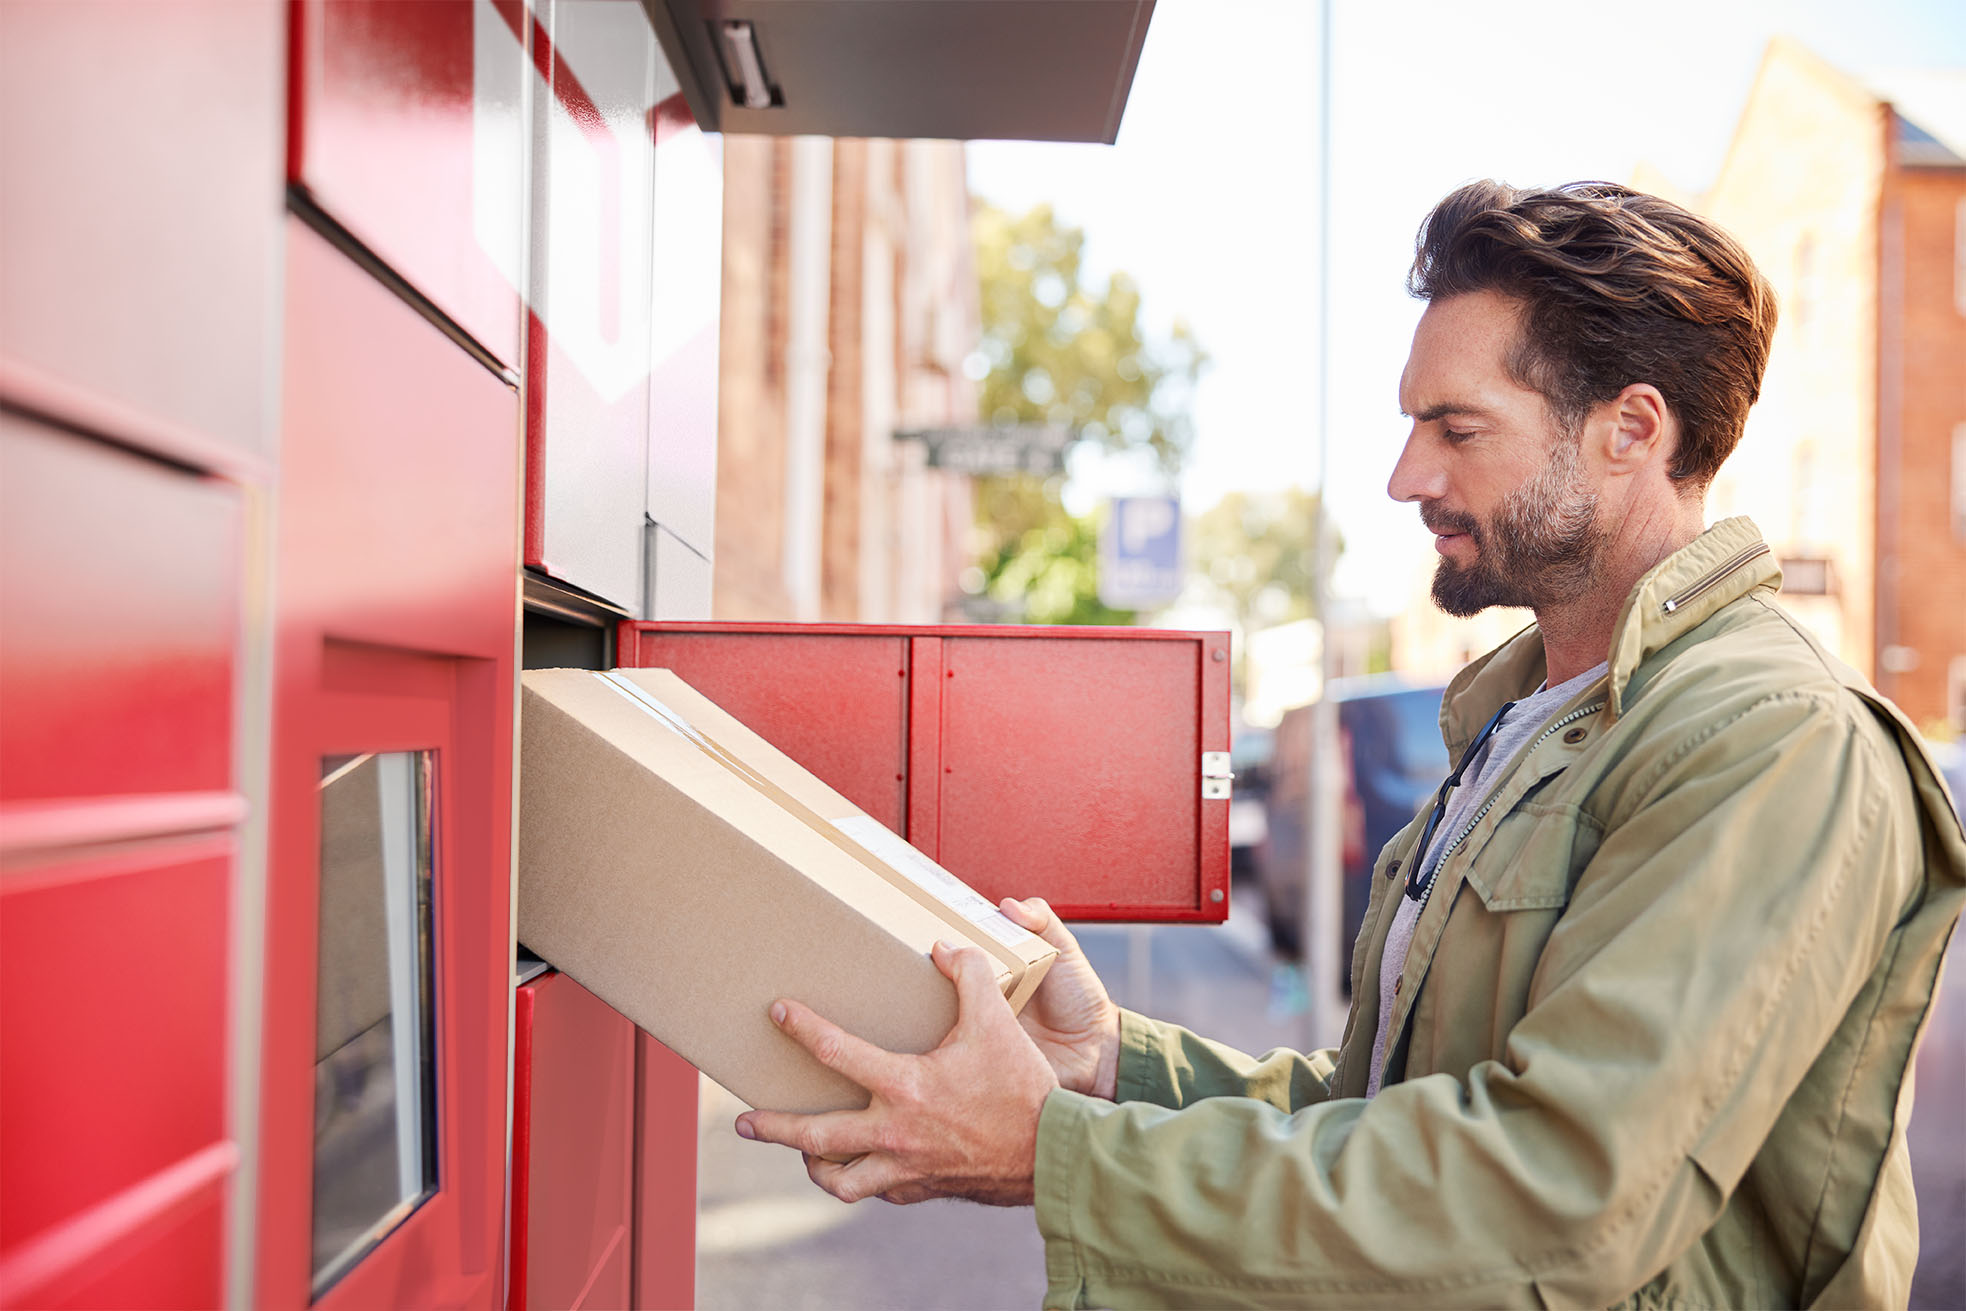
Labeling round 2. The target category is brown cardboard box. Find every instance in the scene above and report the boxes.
[518,667,1057,1114]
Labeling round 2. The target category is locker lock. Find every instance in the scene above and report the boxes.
[1201,752,1233,800]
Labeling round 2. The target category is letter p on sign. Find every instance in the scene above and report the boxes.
[1100,495,1183,610]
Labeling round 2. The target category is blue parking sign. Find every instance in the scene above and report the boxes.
[1099,495,1183,610]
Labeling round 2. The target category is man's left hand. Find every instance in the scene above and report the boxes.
[734,939,1060,1206]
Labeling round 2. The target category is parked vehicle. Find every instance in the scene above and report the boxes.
[1228,720,1276,884]
[1255,676,1449,982]
[1929,738,1966,822]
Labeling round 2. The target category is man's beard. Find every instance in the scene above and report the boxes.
[1426,437,1604,617]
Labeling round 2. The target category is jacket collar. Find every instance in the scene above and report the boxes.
[1439,517,1781,753]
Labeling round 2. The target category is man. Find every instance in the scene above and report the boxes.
[736,181,1966,1308]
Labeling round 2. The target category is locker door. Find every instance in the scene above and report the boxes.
[0,419,244,1311]
[258,222,519,1311]
[631,1035,698,1311]
[617,623,1233,921]
[287,0,528,369]
[524,0,666,611]
[644,84,722,613]
[509,973,635,1311]
[0,0,284,469]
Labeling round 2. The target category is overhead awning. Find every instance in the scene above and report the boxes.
[642,0,1155,143]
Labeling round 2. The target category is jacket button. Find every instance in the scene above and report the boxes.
[1386,859,1401,881]
[1394,977,1403,995]
[1563,726,1588,744]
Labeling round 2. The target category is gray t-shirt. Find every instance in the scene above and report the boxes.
[1364,660,1607,1097]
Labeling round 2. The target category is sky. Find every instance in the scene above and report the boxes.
[965,0,1966,616]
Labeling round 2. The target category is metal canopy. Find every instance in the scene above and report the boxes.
[642,0,1156,143]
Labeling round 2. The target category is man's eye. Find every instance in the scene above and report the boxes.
[1444,428,1476,444]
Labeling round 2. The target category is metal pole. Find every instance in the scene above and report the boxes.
[1302,0,1346,1054]
[1127,923,1154,1016]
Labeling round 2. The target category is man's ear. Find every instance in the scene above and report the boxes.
[1598,383,1672,475]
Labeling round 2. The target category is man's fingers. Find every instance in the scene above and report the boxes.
[931,939,1010,1022]
[806,1150,916,1204]
[735,1107,872,1159]
[1000,896,1074,953]
[767,999,903,1091]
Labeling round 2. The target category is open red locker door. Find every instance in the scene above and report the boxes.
[615,623,1233,923]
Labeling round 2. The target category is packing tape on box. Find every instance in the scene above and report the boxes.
[594,671,1046,1009]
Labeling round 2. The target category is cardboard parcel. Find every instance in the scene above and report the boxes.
[518,667,1058,1114]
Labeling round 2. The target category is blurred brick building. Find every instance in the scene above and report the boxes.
[1697,39,1966,732]
[714,137,979,622]
[1398,41,1966,729]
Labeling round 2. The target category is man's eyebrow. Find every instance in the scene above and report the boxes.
[1401,401,1495,423]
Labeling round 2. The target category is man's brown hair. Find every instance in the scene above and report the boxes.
[1408,180,1777,488]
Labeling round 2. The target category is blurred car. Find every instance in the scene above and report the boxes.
[1929,737,1966,822]
[1227,720,1275,884]
[1255,675,1450,979]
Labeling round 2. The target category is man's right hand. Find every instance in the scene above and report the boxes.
[999,897,1120,1101]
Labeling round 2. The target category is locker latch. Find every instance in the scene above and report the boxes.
[1201,751,1233,800]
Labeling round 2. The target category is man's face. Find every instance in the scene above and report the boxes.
[1389,291,1605,617]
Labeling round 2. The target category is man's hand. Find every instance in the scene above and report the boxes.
[734,940,1058,1206]
[1000,897,1121,1101]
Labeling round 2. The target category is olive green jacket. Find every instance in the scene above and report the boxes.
[1033,519,1966,1309]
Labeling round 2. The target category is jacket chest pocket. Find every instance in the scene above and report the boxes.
[1460,799,1604,911]
[1410,799,1605,1077]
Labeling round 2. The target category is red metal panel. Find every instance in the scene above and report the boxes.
[10,1172,228,1311]
[0,843,232,1263]
[938,634,1218,920]
[0,0,282,466]
[631,1033,698,1311]
[0,416,240,805]
[524,0,663,609]
[276,224,524,663]
[289,0,527,365]
[259,221,519,1311]
[509,973,635,1311]
[906,636,946,854]
[617,626,911,830]
[617,623,1232,921]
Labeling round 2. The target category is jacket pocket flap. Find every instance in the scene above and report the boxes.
[1462,800,1603,911]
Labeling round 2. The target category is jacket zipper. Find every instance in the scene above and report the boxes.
[1376,698,1606,1091]
[1660,542,1770,615]
[1411,701,1606,920]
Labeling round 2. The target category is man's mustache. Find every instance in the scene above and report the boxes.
[1420,504,1479,539]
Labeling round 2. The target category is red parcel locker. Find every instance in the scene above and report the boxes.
[0,0,285,472]
[257,223,519,1311]
[0,416,245,1309]
[286,0,528,368]
[616,623,1234,922]
[510,972,635,1311]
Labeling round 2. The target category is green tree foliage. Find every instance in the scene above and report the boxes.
[967,202,1206,624]
[1188,487,1334,681]
[976,501,1137,627]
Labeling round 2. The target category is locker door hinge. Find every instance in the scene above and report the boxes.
[1201,751,1233,800]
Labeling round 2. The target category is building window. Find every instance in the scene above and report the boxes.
[1951,655,1966,733]
[1958,198,1966,317]
[1954,423,1966,543]
[1950,200,1966,322]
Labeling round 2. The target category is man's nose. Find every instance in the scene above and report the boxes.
[1386,430,1441,504]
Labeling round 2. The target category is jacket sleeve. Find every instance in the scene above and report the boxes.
[1114,1009,1337,1112]
[1033,691,1923,1310]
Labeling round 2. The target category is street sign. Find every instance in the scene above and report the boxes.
[1099,495,1183,610]
[895,424,1073,476]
